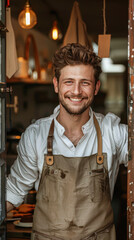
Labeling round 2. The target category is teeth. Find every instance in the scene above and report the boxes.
[70,98,82,102]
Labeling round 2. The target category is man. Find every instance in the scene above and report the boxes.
[6,43,128,240]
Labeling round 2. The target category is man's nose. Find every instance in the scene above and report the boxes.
[72,83,82,95]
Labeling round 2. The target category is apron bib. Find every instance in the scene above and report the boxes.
[32,115,116,240]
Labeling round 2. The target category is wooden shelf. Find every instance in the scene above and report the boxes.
[6,77,52,85]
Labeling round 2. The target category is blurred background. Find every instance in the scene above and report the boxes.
[5,0,128,239]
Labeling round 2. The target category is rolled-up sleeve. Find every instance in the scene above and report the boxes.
[113,122,128,166]
[107,113,128,167]
[6,126,39,207]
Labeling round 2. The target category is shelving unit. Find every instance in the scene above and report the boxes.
[6,77,52,85]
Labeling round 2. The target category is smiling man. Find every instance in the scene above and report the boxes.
[53,64,100,115]
[53,63,100,147]
[53,45,100,115]
[6,43,128,240]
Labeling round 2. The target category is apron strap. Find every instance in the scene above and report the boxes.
[93,115,104,164]
[46,119,54,166]
[46,114,104,166]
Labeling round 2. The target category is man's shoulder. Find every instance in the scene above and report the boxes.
[93,111,126,135]
[94,111,121,125]
[24,114,54,137]
[34,115,53,126]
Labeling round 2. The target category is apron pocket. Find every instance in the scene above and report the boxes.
[89,168,107,202]
[37,167,74,230]
[42,168,69,203]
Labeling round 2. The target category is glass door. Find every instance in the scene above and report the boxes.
[0,0,6,239]
[0,0,6,154]
[128,0,134,238]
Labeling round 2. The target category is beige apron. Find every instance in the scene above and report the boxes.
[32,115,116,240]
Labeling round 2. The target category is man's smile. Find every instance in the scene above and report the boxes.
[65,95,88,103]
[53,64,100,115]
[69,98,82,102]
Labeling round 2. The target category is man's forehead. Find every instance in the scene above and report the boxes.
[60,64,94,73]
[58,64,95,82]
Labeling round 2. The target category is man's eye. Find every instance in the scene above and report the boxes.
[65,81,73,84]
[82,82,90,86]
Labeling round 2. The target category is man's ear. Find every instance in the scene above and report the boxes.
[94,80,100,95]
[53,77,58,93]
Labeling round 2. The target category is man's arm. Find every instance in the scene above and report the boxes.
[6,201,14,212]
[6,126,39,208]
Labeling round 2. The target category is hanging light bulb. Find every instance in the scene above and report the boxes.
[52,21,58,40]
[50,21,62,40]
[18,0,37,29]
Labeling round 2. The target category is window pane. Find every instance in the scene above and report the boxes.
[0,0,6,83]
[0,1,2,19]
[0,0,5,21]
[0,0,6,152]
[0,38,1,79]
[0,159,6,224]
[0,98,1,150]
[0,97,5,153]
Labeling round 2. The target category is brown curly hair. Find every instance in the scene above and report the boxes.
[52,43,102,84]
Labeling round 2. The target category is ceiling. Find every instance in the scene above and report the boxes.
[10,0,128,42]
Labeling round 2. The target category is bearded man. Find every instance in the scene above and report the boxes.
[6,43,128,240]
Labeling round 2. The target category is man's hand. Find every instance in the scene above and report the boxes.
[6,201,14,212]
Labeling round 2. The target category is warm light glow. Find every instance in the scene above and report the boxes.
[18,0,37,29]
[52,28,58,40]
[50,21,62,41]
[25,12,30,25]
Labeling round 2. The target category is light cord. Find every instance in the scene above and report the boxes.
[103,0,106,34]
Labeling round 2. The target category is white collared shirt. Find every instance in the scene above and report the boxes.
[6,106,128,207]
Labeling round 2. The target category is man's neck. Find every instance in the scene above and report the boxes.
[57,106,90,134]
[56,106,90,146]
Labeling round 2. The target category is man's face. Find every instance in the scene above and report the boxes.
[53,64,100,115]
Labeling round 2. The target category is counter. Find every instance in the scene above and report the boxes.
[7,222,32,239]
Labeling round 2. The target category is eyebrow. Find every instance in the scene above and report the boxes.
[62,78,73,80]
[62,78,93,83]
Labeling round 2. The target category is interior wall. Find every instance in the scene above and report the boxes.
[11,18,58,65]
[6,18,59,131]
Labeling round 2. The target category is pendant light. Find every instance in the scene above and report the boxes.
[18,0,37,29]
[49,21,62,41]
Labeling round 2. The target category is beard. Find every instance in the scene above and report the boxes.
[58,93,94,115]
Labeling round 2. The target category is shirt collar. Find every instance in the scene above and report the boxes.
[53,105,94,136]
[81,108,94,134]
[53,105,65,135]
[53,105,60,116]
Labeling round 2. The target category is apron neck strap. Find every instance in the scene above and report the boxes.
[46,114,104,166]
[46,119,54,166]
[93,115,104,165]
